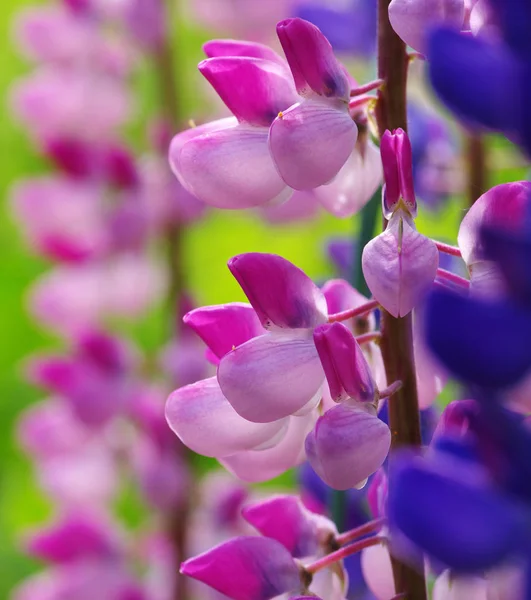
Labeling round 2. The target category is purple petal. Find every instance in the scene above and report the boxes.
[218,333,324,422]
[381,128,416,218]
[313,141,382,218]
[362,211,439,317]
[180,536,302,600]
[203,39,287,68]
[305,404,391,490]
[276,18,350,100]
[269,99,358,190]
[242,495,336,558]
[171,120,290,209]
[183,303,264,361]
[313,322,377,404]
[389,0,465,54]
[165,377,287,457]
[199,57,297,127]
[228,253,327,330]
[220,412,317,482]
[457,181,531,267]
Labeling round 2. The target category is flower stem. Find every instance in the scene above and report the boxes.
[375,1,427,598]
[328,299,380,323]
[350,78,384,97]
[335,518,386,546]
[305,536,386,574]
[379,380,403,400]
[433,240,462,257]
[356,331,381,345]
[436,268,470,290]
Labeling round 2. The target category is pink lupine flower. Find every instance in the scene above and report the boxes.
[181,536,303,600]
[388,0,466,54]
[242,495,337,558]
[11,177,110,263]
[269,18,358,190]
[122,0,165,51]
[11,67,133,144]
[217,253,327,422]
[362,129,439,317]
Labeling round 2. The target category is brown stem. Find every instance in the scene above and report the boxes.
[154,4,191,600]
[466,133,487,208]
[375,2,427,599]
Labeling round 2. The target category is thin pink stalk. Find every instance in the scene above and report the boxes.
[328,299,379,323]
[436,268,470,289]
[379,380,403,400]
[305,536,386,574]
[434,240,462,257]
[349,95,375,111]
[350,78,384,97]
[356,332,381,345]
[335,518,386,546]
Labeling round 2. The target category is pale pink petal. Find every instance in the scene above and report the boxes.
[165,377,287,458]
[218,333,324,422]
[183,303,264,361]
[199,56,297,127]
[305,404,390,490]
[260,190,321,223]
[433,571,488,600]
[313,141,382,218]
[361,543,395,600]
[220,412,317,482]
[269,99,357,190]
[413,312,447,409]
[173,121,290,208]
[228,253,327,330]
[389,0,466,54]
[362,210,439,317]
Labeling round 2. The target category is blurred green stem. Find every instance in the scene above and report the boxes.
[466,133,487,208]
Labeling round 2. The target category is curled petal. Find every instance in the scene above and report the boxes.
[199,57,297,127]
[269,99,358,190]
[171,120,290,209]
[203,39,288,68]
[181,537,302,600]
[457,181,531,266]
[312,141,382,218]
[220,412,317,482]
[313,322,377,403]
[380,128,416,218]
[276,18,350,100]
[389,0,465,54]
[165,377,287,457]
[228,253,327,330]
[242,495,336,558]
[184,303,264,361]
[218,333,324,422]
[362,211,439,317]
[305,404,391,490]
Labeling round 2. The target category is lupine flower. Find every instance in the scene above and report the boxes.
[388,0,465,54]
[362,129,439,317]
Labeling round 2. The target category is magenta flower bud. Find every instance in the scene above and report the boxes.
[180,536,302,600]
[102,145,139,189]
[305,404,391,490]
[362,210,439,317]
[313,322,377,404]
[44,137,94,178]
[242,495,336,558]
[276,18,350,100]
[228,253,327,330]
[388,0,466,54]
[381,128,416,219]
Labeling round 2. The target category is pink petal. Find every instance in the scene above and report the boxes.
[313,322,377,404]
[360,543,396,600]
[218,333,324,422]
[203,39,288,68]
[199,56,298,127]
[433,571,488,600]
[457,181,531,267]
[228,253,327,330]
[165,377,287,458]
[388,0,466,54]
[414,313,448,409]
[172,120,290,209]
[260,190,321,224]
[181,536,302,600]
[305,404,391,490]
[362,210,439,317]
[220,412,317,482]
[242,495,336,558]
[269,99,358,190]
[322,279,376,333]
[276,18,350,100]
[381,128,416,218]
[313,141,382,218]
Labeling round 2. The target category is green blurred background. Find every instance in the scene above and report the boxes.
[0,0,527,595]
